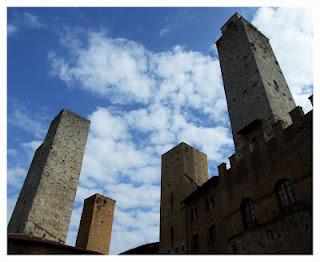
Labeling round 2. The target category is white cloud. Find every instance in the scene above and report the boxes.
[21,12,44,28]
[8,102,46,139]
[7,166,27,190]
[20,140,42,160]
[8,12,44,36]
[252,7,313,112]
[7,24,18,36]
[49,31,155,103]
[160,27,170,36]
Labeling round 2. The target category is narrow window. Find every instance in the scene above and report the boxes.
[170,226,174,246]
[170,192,174,211]
[241,198,256,228]
[191,207,197,221]
[266,229,274,241]
[273,80,280,92]
[206,196,215,211]
[208,224,216,244]
[276,179,295,207]
[192,234,199,253]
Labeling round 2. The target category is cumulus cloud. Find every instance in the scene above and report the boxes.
[20,140,42,160]
[8,7,312,255]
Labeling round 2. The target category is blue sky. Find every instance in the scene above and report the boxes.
[7,7,313,254]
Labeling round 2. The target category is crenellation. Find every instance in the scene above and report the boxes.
[289,106,305,125]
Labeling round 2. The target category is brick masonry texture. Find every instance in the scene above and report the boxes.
[8,109,90,244]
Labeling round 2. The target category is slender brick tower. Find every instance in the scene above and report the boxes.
[159,142,208,254]
[216,13,296,151]
[8,109,90,244]
[76,194,115,254]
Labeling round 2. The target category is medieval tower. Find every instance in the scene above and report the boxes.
[8,109,90,244]
[159,142,209,254]
[76,194,116,254]
[216,13,296,151]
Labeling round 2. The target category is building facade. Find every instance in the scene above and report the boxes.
[159,143,209,254]
[158,13,312,254]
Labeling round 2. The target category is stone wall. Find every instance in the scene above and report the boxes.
[8,109,90,244]
[159,142,209,254]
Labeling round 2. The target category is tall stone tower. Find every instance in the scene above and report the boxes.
[216,13,296,151]
[159,142,208,254]
[76,194,115,254]
[8,109,90,244]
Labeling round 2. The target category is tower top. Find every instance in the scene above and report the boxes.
[221,12,242,34]
[216,12,296,151]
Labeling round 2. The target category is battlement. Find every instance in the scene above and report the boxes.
[218,101,313,180]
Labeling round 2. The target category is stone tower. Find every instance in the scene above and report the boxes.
[159,142,208,254]
[76,194,115,254]
[8,109,90,244]
[216,13,296,151]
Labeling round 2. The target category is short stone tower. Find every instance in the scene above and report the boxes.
[159,142,208,254]
[76,194,115,254]
[216,13,296,151]
[8,109,90,244]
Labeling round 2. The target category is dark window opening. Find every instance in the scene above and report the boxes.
[170,192,174,211]
[170,226,174,246]
[206,196,215,211]
[266,229,274,241]
[192,234,199,253]
[273,80,280,92]
[241,198,256,228]
[276,179,295,207]
[208,225,216,244]
[191,207,197,221]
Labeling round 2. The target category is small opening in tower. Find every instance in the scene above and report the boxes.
[273,80,280,92]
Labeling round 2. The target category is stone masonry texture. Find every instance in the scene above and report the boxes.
[216,13,296,151]
[76,194,115,254]
[8,109,90,244]
[157,12,312,255]
[159,142,209,254]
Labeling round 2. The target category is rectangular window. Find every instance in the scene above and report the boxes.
[170,226,174,246]
[208,225,216,244]
[192,234,199,253]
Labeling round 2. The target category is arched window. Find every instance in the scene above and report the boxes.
[276,179,295,207]
[241,198,256,228]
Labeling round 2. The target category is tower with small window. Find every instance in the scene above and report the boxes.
[159,142,209,254]
[216,13,296,151]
